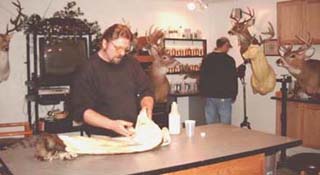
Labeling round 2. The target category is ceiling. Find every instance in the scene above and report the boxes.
[177,0,232,2]
[206,0,232,2]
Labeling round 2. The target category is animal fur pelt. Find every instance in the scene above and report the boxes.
[60,109,170,154]
[3,133,77,161]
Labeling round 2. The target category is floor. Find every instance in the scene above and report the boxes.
[276,146,320,175]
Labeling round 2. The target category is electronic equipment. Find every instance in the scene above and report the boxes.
[39,37,89,87]
[38,86,70,95]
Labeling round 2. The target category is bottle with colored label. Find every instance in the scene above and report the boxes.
[169,102,181,134]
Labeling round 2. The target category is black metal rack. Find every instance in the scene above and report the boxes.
[25,17,95,133]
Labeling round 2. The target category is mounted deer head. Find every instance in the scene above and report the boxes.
[135,25,164,53]
[277,34,315,73]
[277,33,315,71]
[276,33,320,98]
[242,44,276,95]
[0,0,26,83]
[228,7,276,95]
[135,26,179,102]
[228,7,274,54]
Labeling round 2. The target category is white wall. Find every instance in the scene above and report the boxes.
[1,0,319,134]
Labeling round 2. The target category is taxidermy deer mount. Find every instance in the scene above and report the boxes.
[0,0,27,83]
[228,7,276,95]
[242,44,276,95]
[134,26,180,103]
[277,33,320,99]
[228,7,274,54]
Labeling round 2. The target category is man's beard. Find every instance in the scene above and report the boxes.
[110,57,122,64]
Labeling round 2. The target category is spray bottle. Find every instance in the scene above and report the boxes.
[169,102,181,134]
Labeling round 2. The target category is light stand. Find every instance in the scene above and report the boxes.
[237,63,251,129]
[240,77,251,129]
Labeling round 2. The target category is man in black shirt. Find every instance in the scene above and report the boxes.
[199,37,238,124]
[71,24,154,137]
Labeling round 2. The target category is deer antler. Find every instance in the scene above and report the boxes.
[294,33,315,58]
[230,9,240,23]
[279,45,293,57]
[145,26,165,58]
[6,0,26,35]
[241,7,255,24]
[145,25,164,49]
[134,25,165,55]
[295,33,312,51]
[278,33,314,58]
[121,18,131,29]
[259,22,275,44]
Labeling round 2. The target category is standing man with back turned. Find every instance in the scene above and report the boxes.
[199,37,238,124]
[71,24,154,137]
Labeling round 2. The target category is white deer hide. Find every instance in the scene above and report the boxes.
[59,109,170,155]
[242,44,276,95]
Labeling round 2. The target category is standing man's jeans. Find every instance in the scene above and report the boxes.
[205,97,232,124]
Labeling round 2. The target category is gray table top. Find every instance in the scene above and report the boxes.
[0,124,301,175]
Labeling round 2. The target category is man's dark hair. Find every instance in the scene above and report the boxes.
[216,37,232,48]
[102,24,133,42]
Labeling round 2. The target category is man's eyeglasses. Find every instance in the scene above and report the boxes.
[110,42,131,54]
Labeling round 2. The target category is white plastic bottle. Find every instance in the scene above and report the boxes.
[169,102,181,134]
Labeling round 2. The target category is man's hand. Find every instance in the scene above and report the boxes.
[140,96,154,119]
[237,64,246,80]
[232,96,237,103]
[110,120,134,137]
[142,107,153,119]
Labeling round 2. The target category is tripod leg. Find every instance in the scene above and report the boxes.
[240,116,251,129]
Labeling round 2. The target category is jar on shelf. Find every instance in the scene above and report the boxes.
[184,83,191,93]
[185,48,192,56]
[192,48,200,56]
[175,84,182,94]
[199,48,204,56]
[179,49,185,56]
[165,49,171,55]
[171,48,177,56]
[176,49,182,57]
[184,28,192,39]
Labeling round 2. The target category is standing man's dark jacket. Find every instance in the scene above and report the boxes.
[199,52,238,99]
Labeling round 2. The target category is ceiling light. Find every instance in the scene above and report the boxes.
[186,0,208,11]
[187,2,196,11]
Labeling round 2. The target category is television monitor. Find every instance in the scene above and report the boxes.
[39,37,89,86]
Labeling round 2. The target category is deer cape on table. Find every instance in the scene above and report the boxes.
[58,109,170,155]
